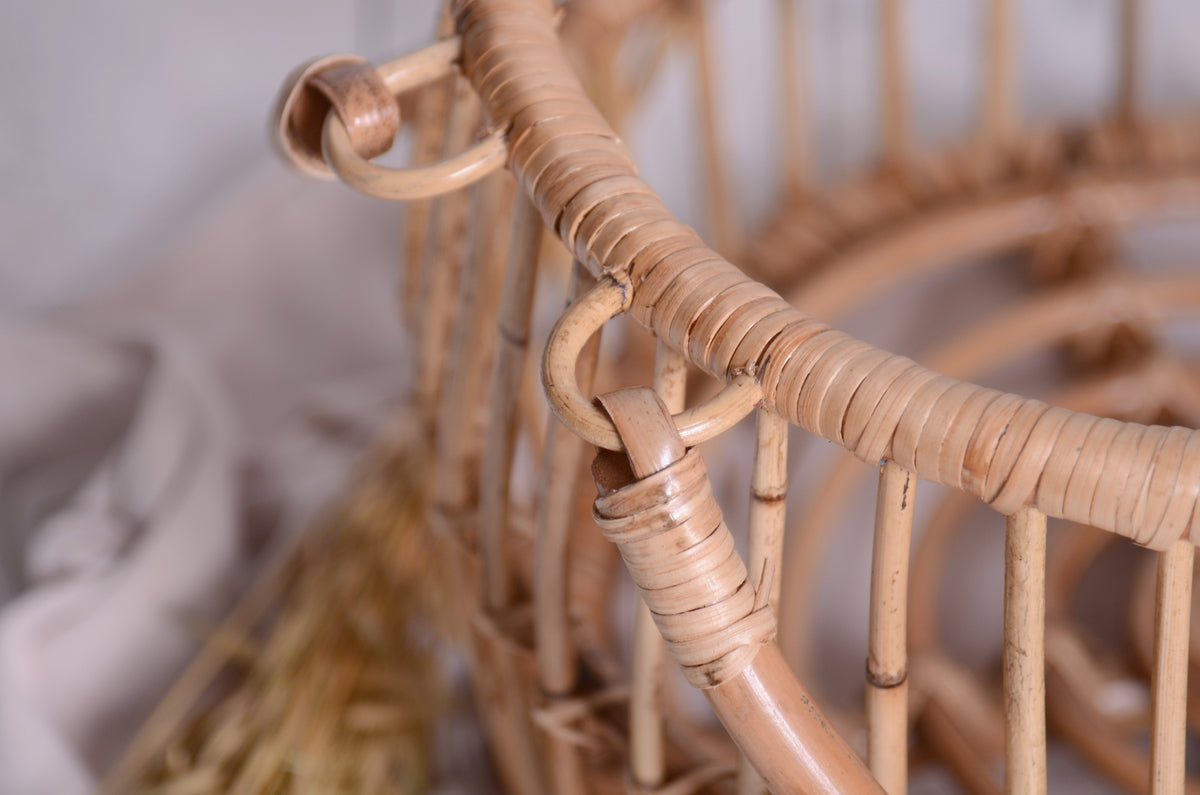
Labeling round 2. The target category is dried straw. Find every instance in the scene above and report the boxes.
[111,421,443,795]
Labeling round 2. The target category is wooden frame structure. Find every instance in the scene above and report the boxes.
[116,0,1200,792]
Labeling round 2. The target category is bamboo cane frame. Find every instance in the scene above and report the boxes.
[541,279,763,451]
[414,79,482,415]
[867,460,916,795]
[1151,541,1194,795]
[253,0,1200,790]
[480,190,544,611]
[981,0,1015,151]
[776,0,808,202]
[628,340,688,791]
[593,388,885,794]
[1003,507,1048,795]
[881,0,910,171]
[778,257,1200,792]
[1117,0,1140,125]
[319,37,508,200]
[432,170,512,532]
[739,408,791,795]
[402,6,457,319]
[914,361,1198,792]
[690,0,738,256]
[536,263,603,694]
[533,260,635,795]
[1130,545,1200,733]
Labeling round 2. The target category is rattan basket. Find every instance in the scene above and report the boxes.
[112,1,1200,792]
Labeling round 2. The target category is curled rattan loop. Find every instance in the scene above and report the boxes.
[314,37,508,199]
[273,54,402,180]
[543,279,763,451]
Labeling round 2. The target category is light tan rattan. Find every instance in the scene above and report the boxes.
[120,1,1200,793]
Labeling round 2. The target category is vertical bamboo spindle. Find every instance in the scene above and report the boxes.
[1003,507,1048,795]
[866,460,916,795]
[776,0,808,201]
[432,173,511,527]
[535,262,603,795]
[402,4,456,319]
[739,408,791,795]
[479,192,543,612]
[1117,0,1139,124]
[981,0,1015,151]
[881,0,910,170]
[691,0,739,256]
[629,340,688,790]
[750,411,790,612]
[1149,540,1193,795]
[415,78,481,414]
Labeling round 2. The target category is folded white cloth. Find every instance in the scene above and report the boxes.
[0,168,411,793]
[0,329,238,795]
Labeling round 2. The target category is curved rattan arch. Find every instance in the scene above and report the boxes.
[449,0,1199,550]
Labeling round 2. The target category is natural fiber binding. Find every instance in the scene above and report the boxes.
[592,387,883,793]
[122,0,1200,792]
[272,40,508,196]
[273,54,400,179]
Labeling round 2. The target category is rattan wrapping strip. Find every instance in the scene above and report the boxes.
[594,447,774,688]
[592,388,883,793]
[454,0,1200,551]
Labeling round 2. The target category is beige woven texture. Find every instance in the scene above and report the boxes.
[136,0,1200,793]
[452,0,1200,552]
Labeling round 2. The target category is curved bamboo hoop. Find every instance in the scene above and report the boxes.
[322,39,508,199]
[541,278,762,451]
[747,130,1200,296]
[273,37,508,195]
[777,270,1200,791]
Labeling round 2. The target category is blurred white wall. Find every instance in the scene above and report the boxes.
[0,1,437,311]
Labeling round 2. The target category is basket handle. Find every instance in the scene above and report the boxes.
[592,387,884,795]
[272,40,507,198]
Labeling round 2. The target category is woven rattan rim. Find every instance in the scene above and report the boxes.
[450,0,1200,552]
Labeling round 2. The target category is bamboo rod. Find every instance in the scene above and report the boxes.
[630,340,688,790]
[712,644,887,794]
[592,391,883,794]
[534,261,603,795]
[480,191,543,612]
[1149,539,1193,795]
[866,460,915,795]
[777,0,808,201]
[750,410,790,614]
[881,0,910,170]
[740,407,791,794]
[432,172,511,527]
[415,77,481,416]
[520,347,548,466]
[980,0,1015,151]
[691,0,740,256]
[1117,0,1139,125]
[1003,506,1048,795]
[402,4,456,321]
